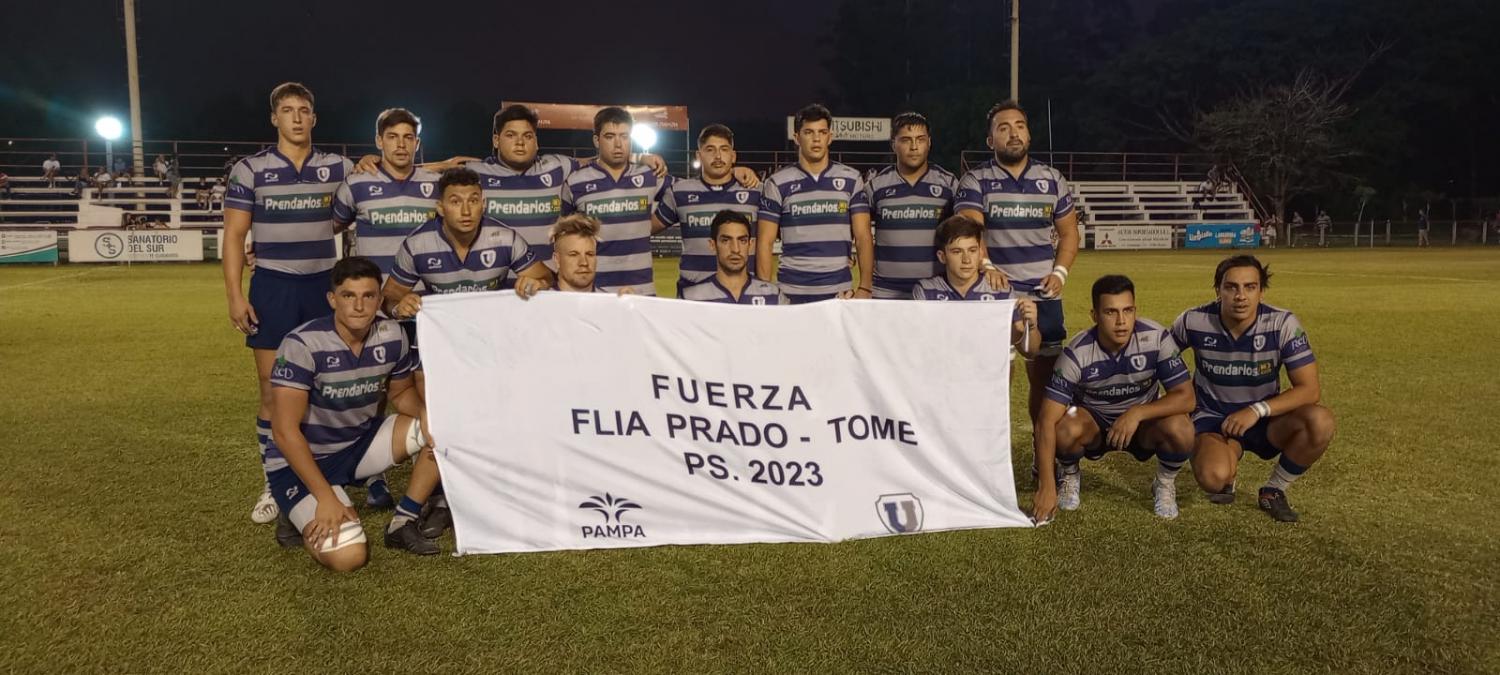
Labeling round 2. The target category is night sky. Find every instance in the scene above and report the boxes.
[4,0,843,154]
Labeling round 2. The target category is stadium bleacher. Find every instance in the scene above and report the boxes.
[1071,180,1257,226]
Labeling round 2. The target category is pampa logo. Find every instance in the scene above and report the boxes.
[579,492,646,539]
[876,493,923,534]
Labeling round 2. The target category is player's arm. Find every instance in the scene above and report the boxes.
[383,242,423,318]
[851,211,874,298]
[955,204,1011,291]
[221,207,256,334]
[1011,299,1041,359]
[385,368,430,446]
[331,182,356,234]
[1224,320,1320,437]
[271,386,356,548]
[513,259,554,299]
[1107,379,1194,451]
[732,166,761,188]
[756,219,778,281]
[1032,397,1068,524]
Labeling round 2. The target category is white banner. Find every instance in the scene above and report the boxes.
[785,116,892,142]
[68,229,203,262]
[420,292,1031,555]
[1093,225,1174,250]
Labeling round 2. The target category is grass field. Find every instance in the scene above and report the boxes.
[3,248,1498,673]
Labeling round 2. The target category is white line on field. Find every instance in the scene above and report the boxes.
[0,270,94,291]
[1145,263,1490,284]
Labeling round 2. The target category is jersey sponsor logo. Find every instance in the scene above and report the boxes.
[1035,178,1051,193]
[325,355,341,368]
[631,174,644,188]
[986,202,1053,220]
[1286,333,1309,354]
[1088,366,1101,378]
[262,172,280,183]
[272,356,295,380]
[1253,335,1267,351]
[879,205,943,221]
[486,195,562,218]
[319,375,385,400]
[367,207,432,228]
[1091,381,1150,398]
[316,166,331,182]
[539,173,554,187]
[369,186,384,197]
[788,199,849,217]
[1131,354,1148,371]
[1203,336,1218,347]
[372,345,387,363]
[684,213,715,230]
[585,183,598,193]
[582,196,651,216]
[420,182,434,198]
[285,486,299,500]
[578,492,645,539]
[1200,359,1276,378]
[263,193,335,212]
[788,183,803,193]
[686,193,700,203]
[876,493,923,533]
[480,249,497,268]
[426,256,443,269]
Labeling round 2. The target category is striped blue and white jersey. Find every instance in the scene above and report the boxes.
[1045,318,1190,420]
[561,162,669,296]
[757,162,870,298]
[910,275,1013,302]
[225,148,353,276]
[654,177,759,289]
[265,316,417,471]
[1170,301,1316,419]
[466,154,575,266]
[867,165,956,298]
[389,216,537,294]
[954,159,1074,296]
[680,276,790,305]
[332,166,439,278]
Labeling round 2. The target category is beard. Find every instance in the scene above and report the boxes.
[996,141,1029,164]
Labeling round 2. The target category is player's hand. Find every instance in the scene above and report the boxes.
[1107,408,1144,451]
[852,287,872,299]
[983,264,1010,291]
[732,166,762,188]
[420,156,478,172]
[835,289,854,300]
[228,295,259,335]
[354,154,381,174]
[393,293,423,320]
[1014,299,1038,326]
[1221,407,1260,438]
[616,287,637,296]
[641,153,668,178]
[1032,485,1058,526]
[418,408,435,451]
[1038,272,1064,299]
[515,276,549,299]
[305,499,359,551]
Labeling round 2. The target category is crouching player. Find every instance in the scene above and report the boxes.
[681,210,790,304]
[1032,275,1195,523]
[268,256,443,571]
[1171,255,1335,522]
[911,215,1040,357]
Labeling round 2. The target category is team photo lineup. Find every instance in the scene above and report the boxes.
[223,82,1336,572]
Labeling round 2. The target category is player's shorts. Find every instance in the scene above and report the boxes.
[785,292,839,304]
[401,320,418,349]
[1075,406,1155,461]
[246,268,332,349]
[1193,412,1282,460]
[1033,297,1066,356]
[265,415,400,538]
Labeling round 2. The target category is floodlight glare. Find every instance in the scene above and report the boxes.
[630,123,658,152]
[95,116,124,141]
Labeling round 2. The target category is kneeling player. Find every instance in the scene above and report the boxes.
[267,257,443,571]
[682,210,790,304]
[546,214,636,295]
[1171,255,1336,522]
[912,216,1039,357]
[1033,275,1195,523]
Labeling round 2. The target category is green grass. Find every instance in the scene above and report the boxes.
[2,249,1498,673]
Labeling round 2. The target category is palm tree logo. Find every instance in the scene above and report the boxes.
[578,493,642,523]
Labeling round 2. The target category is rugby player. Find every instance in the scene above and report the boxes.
[266,256,441,570]
[1171,255,1335,522]
[547,214,634,294]
[560,107,669,295]
[1033,275,1195,523]
[333,108,439,280]
[653,124,760,296]
[866,112,958,299]
[681,210,789,304]
[756,104,874,303]
[223,82,354,523]
[910,215,1038,354]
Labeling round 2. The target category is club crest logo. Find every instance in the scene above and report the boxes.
[930,185,943,197]
[420,182,434,198]
[832,177,846,190]
[631,175,645,188]
[1035,178,1050,193]
[480,249,496,268]
[752,296,766,305]
[1131,354,1147,371]
[372,345,387,363]
[316,166,331,182]
[876,493,923,534]
[980,294,995,301]
[1253,335,1266,351]
[540,174,553,187]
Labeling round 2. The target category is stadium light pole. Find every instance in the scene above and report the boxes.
[123,0,145,177]
[1009,0,1020,101]
[96,116,124,173]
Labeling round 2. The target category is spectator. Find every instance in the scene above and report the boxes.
[1315,209,1332,247]
[153,154,169,180]
[93,168,113,198]
[72,170,88,198]
[165,158,182,199]
[194,183,212,210]
[0,171,10,199]
[1417,206,1431,247]
[42,154,61,188]
[1290,212,1305,247]
[210,177,227,211]
[1264,213,1280,248]
[112,155,128,175]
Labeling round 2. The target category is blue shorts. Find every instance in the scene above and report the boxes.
[786,292,839,304]
[1079,406,1155,461]
[1034,298,1066,354]
[1193,413,1282,460]
[265,420,386,515]
[246,268,331,349]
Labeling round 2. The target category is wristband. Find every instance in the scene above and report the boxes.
[857,286,872,294]
[1051,264,1070,280]
[1250,401,1271,419]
